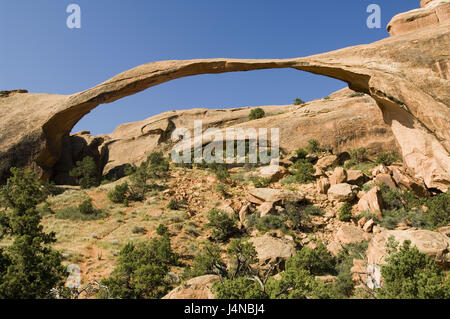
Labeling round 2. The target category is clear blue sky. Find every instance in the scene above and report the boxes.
[0,1,418,135]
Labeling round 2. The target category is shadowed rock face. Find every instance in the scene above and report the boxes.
[0,3,449,190]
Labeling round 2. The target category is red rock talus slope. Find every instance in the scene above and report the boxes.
[0,2,449,191]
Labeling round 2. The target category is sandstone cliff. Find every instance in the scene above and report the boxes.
[0,1,449,191]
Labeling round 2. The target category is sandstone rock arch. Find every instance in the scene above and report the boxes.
[0,5,449,191]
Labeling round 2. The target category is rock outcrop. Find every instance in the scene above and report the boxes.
[162,275,220,299]
[388,0,450,36]
[367,229,450,265]
[1,1,449,191]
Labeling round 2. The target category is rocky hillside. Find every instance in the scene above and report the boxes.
[10,145,447,299]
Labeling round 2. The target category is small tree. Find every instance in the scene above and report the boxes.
[377,238,450,299]
[101,235,179,299]
[294,98,305,105]
[185,242,227,278]
[79,198,95,215]
[376,151,402,166]
[306,139,321,154]
[349,147,368,163]
[206,209,238,242]
[214,277,267,299]
[107,182,129,204]
[287,243,336,276]
[227,239,258,278]
[338,202,353,222]
[295,148,308,160]
[128,152,170,201]
[0,168,65,299]
[156,223,169,237]
[292,159,315,183]
[423,192,450,229]
[70,156,99,189]
[249,108,265,120]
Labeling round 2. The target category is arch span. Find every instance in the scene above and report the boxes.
[0,20,449,190]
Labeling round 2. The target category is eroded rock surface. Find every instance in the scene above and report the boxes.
[388,0,450,36]
[162,275,220,299]
[367,229,450,265]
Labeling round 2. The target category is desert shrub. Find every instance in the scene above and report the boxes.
[101,235,179,299]
[210,163,230,183]
[303,205,324,216]
[245,212,261,229]
[255,215,287,233]
[292,159,315,183]
[249,176,271,188]
[286,204,308,229]
[185,242,227,278]
[212,239,264,298]
[226,239,258,277]
[295,148,308,160]
[423,192,450,229]
[79,198,95,215]
[167,199,180,210]
[265,263,335,299]
[306,139,321,154]
[350,162,377,175]
[280,175,297,185]
[294,97,305,105]
[333,269,354,298]
[107,182,129,204]
[377,238,450,299]
[350,147,368,163]
[362,182,375,192]
[215,183,229,197]
[378,208,426,230]
[127,152,170,200]
[249,108,265,120]
[36,202,54,216]
[344,147,369,169]
[338,202,353,222]
[333,241,368,298]
[156,223,169,237]
[55,199,106,221]
[70,156,99,189]
[289,243,336,276]
[206,209,239,242]
[380,184,420,211]
[285,204,322,230]
[185,225,201,237]
[214,277,267,299]
[376,151,402,166]
[145,151,170,178]
[343,159,357,170]
[132,226,147,234]
[0,168,48,211]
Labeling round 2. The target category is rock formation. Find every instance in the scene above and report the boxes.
[388,0,450,36]
[0,1,449,191]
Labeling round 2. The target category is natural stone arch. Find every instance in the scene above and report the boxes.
[0,18,449,190]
